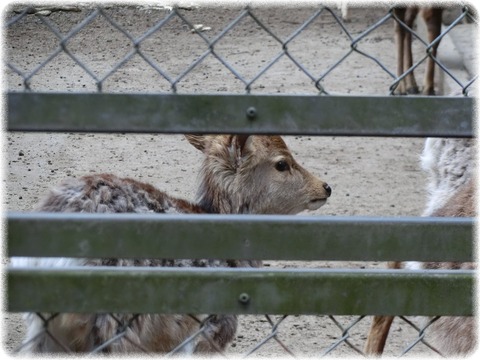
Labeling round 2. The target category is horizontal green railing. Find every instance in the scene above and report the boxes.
[7,93,474,137]
[7,212,474,262]
[7,267,473,316]
[7,212,475,316]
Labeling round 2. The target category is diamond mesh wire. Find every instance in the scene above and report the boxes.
[4,4,477,95]
[12,312,457,356]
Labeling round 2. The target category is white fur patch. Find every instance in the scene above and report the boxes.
[404,261,423,270]
[11,257,84,268]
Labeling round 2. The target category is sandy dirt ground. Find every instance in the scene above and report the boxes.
[2,3,473,357]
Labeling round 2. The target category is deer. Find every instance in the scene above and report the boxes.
[393,6,443,95]
[12,134,332,354]
[364,137,476,356]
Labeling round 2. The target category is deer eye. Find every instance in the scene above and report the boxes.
[275,160,289,172]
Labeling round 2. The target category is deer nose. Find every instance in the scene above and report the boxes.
[323,183,332,197]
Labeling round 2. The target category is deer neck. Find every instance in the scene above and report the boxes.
[195,155,252,215]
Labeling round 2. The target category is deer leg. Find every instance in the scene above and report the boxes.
[394,8,419,94]
[363,262,403,356]
[364,315,395,356]
[403,7,420,94]
[421,8,443,95]
[394,8,407,94]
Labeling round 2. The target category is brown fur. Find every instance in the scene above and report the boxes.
[16,134,331,354]
[422,179,476,356]
[431,178,475,217]
[394,7,443,95]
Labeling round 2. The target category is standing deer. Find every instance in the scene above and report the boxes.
[364,138,476,356]
[12,134,332,354]
[393,7,443,95]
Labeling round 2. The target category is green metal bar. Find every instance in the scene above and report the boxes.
[7,267,474,316]
[7,93,474,137]
[7,212,474,262]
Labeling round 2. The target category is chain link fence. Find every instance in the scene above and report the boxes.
[15,313,456,358]
[4,3,477,357]
[4,3,477,95]
[12,312,449,356]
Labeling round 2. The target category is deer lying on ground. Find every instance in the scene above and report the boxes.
[393,6,443,95]
[13,134,332,354]
[364,138,476,356]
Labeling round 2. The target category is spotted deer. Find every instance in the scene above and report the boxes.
[394,6,443,95]
[364,138,476,356]
[13,134,332,354]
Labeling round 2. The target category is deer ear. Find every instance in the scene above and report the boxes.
[234,134,252,155]
[185,134,207,152]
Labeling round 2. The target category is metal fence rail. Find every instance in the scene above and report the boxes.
[8,212,473,262]
[8,267,474,316]
[8,212,474,317]
[6,213,475,355]
[4,2,477,358]
[7,93,474,137]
